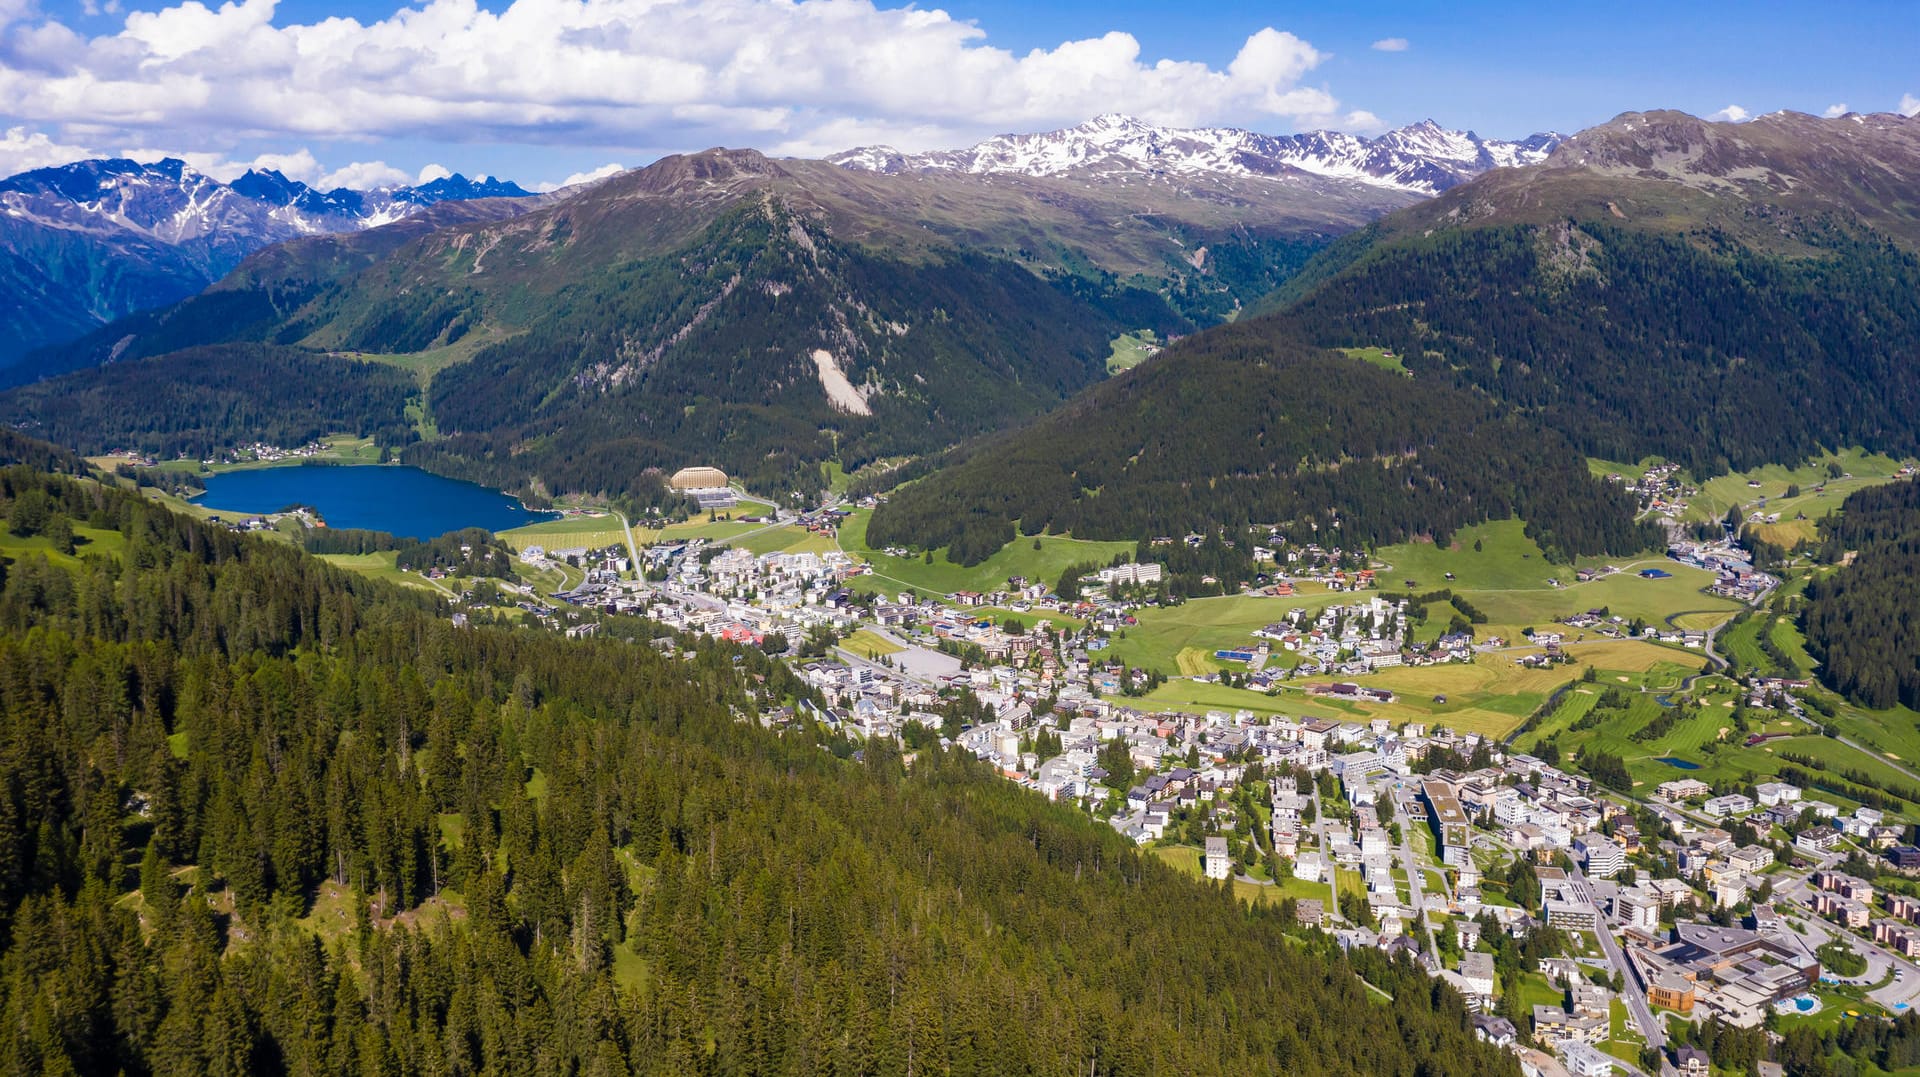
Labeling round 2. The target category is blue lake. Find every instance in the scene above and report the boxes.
[1656,756,1702,770]
[194,465,557,540]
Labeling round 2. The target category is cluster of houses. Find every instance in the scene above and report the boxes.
[198,439,332,467]
[1667,540,1778,602]
[1610,463,1693,520]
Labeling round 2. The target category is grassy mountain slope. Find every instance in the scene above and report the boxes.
[0,448,1513,1076]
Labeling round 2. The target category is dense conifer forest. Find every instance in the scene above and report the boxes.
[1283,221,1920,474]
[0,344,418,457]
[867,327,1656,566]
[1801,478,1920,710]
[0,446,1512,1076]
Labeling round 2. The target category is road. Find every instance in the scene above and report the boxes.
[1567,863,1666,1050]
[1390,787,1441,969]
[1310,785,1344,922]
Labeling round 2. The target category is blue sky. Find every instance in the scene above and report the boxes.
[2,0,1914,189]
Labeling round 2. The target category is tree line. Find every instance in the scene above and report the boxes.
[1801,478,1920,709]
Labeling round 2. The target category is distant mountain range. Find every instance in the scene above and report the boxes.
[0,157,534,368]
[829,113,1563,195]
[868,108,1920,566]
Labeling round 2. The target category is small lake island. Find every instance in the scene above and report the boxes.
[194,464,557,540]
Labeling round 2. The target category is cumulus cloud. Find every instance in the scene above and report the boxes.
[0,125,95,175]
[1901,94,1920,117]
[1822,103,1847,118]
[533,162,625,192]
[1370,37,1409,52]
[416,163,452,184]
[247,147,323,183]
[0,0,1366,168]
[1708,104,1750,123]
[318,160,411,189]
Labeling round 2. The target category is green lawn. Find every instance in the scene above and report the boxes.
[842,630,904,658]
[840,509,1134,597]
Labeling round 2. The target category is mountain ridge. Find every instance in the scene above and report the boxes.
[0,155,540,367]
[829,113,1563,195]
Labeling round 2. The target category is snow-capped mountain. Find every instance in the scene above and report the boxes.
[830,114,1563,196]
[1,157,532,248]
[0,157,534,370]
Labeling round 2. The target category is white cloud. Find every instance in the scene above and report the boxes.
[318,160,410,189]
[533,161,625,192]
[0,125,95,175]
[1371,37,1409,52]
[1822,103,1847,118]
[0,0,1366,165]
[1340,110,1386,133]
[416,163,452,184]
[1901,94,1920,117]
[1708,104,1750,123]
[247,147,323,183]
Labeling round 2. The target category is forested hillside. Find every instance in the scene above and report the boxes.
[1,344,418,458]
[0,452,1511,1076]
[1269,110,1920,475]
[1284,221,1920,474]
[866,327,1655,566]
[1802,478,1920,709]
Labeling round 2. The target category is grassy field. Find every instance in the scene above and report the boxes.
[734,526,839,556]
[841,630,904,658]
[0,521,129,569]
[1373,519,1742,630]
[317,551,453,594]
[1683,448,1915,530]
[1107,330,1162,374]
[1336,346,1408,374]
[840,509,1135,597]
[1102,592,1347,674]
[497,512,630,553]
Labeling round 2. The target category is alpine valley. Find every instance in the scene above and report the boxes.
[11,22,1920,1074]
[2,116,1559,502]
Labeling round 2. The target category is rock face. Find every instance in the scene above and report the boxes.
[829,113,1563,195]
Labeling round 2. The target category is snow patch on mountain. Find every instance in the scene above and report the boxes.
[0,157,533,251]
[829,114,1562,196]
